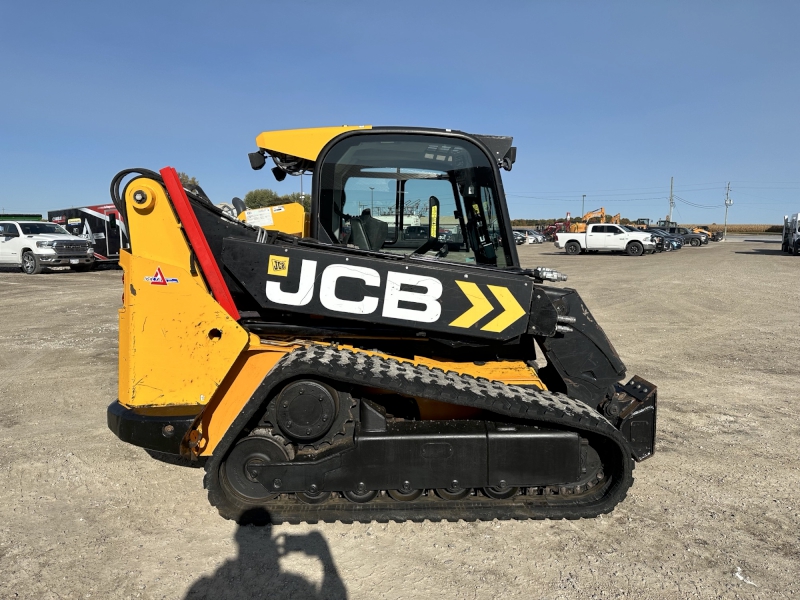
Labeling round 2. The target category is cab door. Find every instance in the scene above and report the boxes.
[0,222,21,263]
[587,224,610,248]
[606,225,628,250]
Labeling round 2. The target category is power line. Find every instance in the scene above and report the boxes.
[506,194,667,201]
[506,181,730,194]
[673,195,723,209]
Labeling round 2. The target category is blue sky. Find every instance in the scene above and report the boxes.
[1,1,797,224]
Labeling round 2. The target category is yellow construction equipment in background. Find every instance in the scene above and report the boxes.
[569,208,606,232]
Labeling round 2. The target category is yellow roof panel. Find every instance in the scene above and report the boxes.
[255,125,372,161]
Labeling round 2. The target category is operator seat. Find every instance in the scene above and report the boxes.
[349,209,388,251]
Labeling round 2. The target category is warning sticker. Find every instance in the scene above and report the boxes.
[244,207,274,227]
[145,267,179,285]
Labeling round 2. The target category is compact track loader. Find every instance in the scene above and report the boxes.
[107,126,656,524]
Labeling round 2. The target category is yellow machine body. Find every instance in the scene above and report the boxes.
[237,202,308,237]
[116,176,546,458]
[255,125,372,161]
[118,179,250,409]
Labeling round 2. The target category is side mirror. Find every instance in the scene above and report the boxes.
[428,196,440,242]
[501,147,517,171]
[248,152,266,170]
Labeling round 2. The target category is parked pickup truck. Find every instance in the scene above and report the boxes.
[554,223,656,256]
[0,220,94,274]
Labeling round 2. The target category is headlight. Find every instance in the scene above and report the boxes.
[36,240,55,248]
[87,248,94,255]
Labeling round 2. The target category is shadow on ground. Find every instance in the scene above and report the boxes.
[145,449,206,469]
[184,509,347,600]
[734,248,791,256]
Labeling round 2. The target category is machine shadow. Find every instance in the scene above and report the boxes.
[184,509,348,600]
[144,449,206,468]
[734,248,788,256]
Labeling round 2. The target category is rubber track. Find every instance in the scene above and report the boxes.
[205,344,635,524]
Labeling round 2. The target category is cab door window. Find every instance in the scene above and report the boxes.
[318,133,514,267]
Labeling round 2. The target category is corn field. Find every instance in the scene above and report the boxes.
[688,224,783,233]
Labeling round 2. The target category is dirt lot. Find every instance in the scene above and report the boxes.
[1,237,798,599]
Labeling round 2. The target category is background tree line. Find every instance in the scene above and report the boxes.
[177,173,310,212]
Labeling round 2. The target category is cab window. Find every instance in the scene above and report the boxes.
[318,133,512,267]
[0,223,19,236]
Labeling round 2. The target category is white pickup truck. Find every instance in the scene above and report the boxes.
[0,220,95,274]
[554,223,656,256]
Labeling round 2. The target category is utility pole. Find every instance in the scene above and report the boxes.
[723,182,732,241]
[370,187,375,214]
[667,176,674,222]
[581,194,586,218]
[299,172,304,205]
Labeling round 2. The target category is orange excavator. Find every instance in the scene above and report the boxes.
[569,208,606,233]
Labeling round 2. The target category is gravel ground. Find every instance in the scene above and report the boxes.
[0,237,797,599]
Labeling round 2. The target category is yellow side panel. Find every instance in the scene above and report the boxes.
[237,202,305,237]
[256,125,372,161]
[118,180,250,408]
[195,346,295,456]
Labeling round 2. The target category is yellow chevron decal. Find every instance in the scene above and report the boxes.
[449,281,493,328]
[481,285,527,332]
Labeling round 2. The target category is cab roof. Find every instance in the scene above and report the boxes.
[255,126,514,165]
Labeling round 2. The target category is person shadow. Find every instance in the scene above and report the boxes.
[184,509,348,600]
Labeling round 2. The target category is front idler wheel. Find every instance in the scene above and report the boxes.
[220,434,290,503]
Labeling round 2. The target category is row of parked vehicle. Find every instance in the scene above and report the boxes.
[513,229,546,244]
[551,223,711,256]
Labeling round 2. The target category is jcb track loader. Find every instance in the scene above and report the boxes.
[107,126,656,524]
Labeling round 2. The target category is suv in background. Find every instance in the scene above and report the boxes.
[666,227,708,246]
[0,221,94,274]
[403,226,430,240]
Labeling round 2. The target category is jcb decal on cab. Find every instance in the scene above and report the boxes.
[266,256,442,322]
